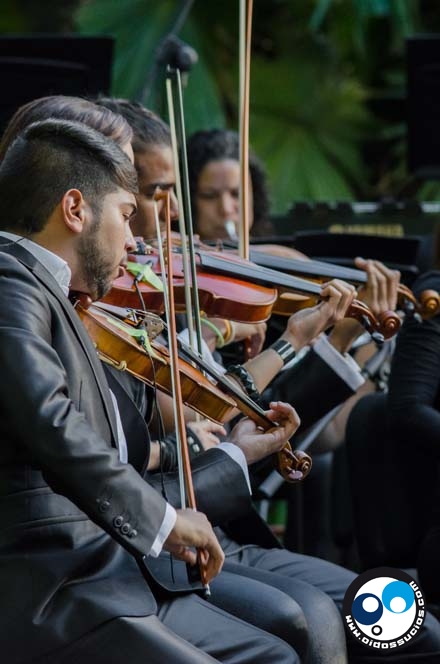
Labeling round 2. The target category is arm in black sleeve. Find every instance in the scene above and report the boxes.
[146,447,253,525]
[387,272,440,457]
[260,348,355,431]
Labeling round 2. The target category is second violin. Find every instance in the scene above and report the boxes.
[103,244,401,341]
[102,248,278,324]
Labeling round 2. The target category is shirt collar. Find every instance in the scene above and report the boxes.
[0,231,71,296]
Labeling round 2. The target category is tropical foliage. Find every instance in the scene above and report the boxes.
[74,0,440,209]
[2,1,440,210]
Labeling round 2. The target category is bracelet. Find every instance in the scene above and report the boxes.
[225,364,260,401]
[186,429,204,458]
[270,338,296,365]
[200,317,225,348]
[158,439,177,472]
[222,319,234,345]
[157,425,204,473]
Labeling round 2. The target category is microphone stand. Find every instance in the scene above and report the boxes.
[138,0,197,106]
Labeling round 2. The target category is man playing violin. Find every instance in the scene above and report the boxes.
[0,118,307,664]
[6,96,436,661]
[0,95,366,664]
[92,97,440,664]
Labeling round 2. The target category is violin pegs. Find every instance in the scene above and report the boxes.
[401,298,415,315]
[69,291,92,310]
[371,331,385,346]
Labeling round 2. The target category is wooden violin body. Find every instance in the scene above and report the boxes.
[102,249,278,324]
[102,243,400,341]
[75,301,237,425]
[76,299,311,483]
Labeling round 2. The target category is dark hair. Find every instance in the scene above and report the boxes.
[186,129,272,236]
[0,95,133,161]
[95,97,171,155]
[0,118,138,235]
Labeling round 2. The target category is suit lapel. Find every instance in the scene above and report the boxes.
[0,238,119,444]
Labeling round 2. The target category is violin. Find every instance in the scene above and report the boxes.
[176,340,312,483]
[102,243,400,341]
[72,294,311,483]
[101,249,278,324]
[247,249,440,321]
[187,249,401,341]
[72,296,237,425]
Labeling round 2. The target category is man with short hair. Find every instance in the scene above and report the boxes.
[0,118,300,664]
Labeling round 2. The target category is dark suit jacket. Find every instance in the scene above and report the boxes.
[0,239,257,662]
[104,365,256,589]
[346,272,440,568]
[0,240,175,663]
[262,345,356,433]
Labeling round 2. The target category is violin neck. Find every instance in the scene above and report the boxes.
[249,250,368,285]
[177,339,272,429]
[198,250,323,296]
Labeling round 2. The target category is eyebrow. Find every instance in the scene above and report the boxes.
[149,182,175,189]
[125,201,138,215]
[141,182,175,198]
[198,185,239,191]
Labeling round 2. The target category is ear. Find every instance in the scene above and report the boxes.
[61,189,86,235]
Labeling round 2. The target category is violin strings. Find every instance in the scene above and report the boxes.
[132,275,170,501]
[176,337,272,427]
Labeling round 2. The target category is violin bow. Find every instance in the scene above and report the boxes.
[153,190,211,597]
[164,64,212,593]
[238,0,258,361]
[165,66,204,358]
[238,0,253,261]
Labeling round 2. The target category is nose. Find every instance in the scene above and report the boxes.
[125,223,137,252]
[219,191,238,220]
[169,189,179,221]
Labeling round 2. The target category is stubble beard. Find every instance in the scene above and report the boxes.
[77,218,115,302]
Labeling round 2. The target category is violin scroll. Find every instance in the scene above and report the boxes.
[397,285,440,321]
[346,301,401,343]
[419,289,440,318]
[376,310,402,340]
[275,443,312,483]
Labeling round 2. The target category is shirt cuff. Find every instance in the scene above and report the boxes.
[217,442,252,494]
[148,503,177,558]
[311,333,365,391]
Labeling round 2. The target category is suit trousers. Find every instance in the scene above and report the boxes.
[29,592,298,664]
[222,547,440,664]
